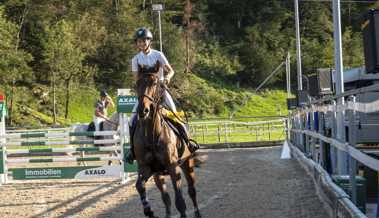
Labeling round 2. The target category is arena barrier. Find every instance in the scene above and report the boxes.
[0,89,138,185]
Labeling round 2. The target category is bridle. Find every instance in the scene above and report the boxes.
[137,73,163,108]
[136,72,166,146]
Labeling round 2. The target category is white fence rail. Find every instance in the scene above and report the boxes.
[189,119,286,144]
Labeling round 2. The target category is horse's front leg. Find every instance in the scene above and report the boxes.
[136,167,157,218]
[154,175,171,218]
[169,165,187,218]
[181,158,201,218]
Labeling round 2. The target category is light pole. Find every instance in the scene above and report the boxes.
[332,0,348,174]
[294,0,303,91]
[152,4,164,52]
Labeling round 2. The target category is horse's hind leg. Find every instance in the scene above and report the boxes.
[181,158,201,218]
[136,167,157,218]
[154,175,172,218]
[169,166,187,218]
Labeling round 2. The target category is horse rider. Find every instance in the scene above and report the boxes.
[93,90,115,132]
[126,27,199,163]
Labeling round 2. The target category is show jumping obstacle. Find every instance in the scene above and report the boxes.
[0,89,138,185]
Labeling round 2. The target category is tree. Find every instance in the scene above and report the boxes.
[0,6,33,124]
[343,27,364,68]
[43,20,86,121]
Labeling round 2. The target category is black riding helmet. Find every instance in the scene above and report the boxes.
[134,27,153,42]
[100,90,108,98]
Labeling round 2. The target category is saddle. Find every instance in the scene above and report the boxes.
[164,117,186,158]
[129,114,186,158]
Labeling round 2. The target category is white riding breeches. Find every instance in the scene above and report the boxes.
[129,90,176,126]
[93,115,105,131]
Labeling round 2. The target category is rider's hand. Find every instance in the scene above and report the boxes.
[163,77,170,85]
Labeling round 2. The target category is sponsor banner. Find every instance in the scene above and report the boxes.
[126,162,138,172]
[11,164,138,180]
[74,165,122,179]
[11,166,94,180]
[0,102,3,120]
[0,148,4,174]
[10,165,121,180]
[117,95,137,113]
[123,146,138,172]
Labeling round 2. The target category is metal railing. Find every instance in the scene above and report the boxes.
[289,82,379,217]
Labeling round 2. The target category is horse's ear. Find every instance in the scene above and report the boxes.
[138,64,143,74]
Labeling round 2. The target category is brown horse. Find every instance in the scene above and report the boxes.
[133,63,201,218]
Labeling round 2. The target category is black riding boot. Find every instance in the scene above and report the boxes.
[177,122,200,153]
[126,126,136,164]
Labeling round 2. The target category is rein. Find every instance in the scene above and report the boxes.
[137,73,165,146]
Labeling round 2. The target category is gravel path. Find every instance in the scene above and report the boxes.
[0,147,331,218]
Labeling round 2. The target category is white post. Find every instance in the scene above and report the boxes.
[348,96,357,204]
[331,100,338,173]
[332,0,348,174]
[294,0,303,91]
[153,4,164,52]
[158,10,163,52]
[117,89,132,184]
[286,52,291,98]
[319,112,325,167]
[119,112,126,184]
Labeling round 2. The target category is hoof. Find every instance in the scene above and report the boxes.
[144,208,157,218]
[194,210,201,218]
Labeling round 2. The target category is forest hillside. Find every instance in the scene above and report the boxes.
[0,0,377,126]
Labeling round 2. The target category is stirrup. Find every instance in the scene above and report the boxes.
[188,139,200,153]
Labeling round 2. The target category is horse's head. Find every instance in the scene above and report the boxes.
[136,61,161,120]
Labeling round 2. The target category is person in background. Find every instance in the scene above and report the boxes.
[93,90,115,132]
